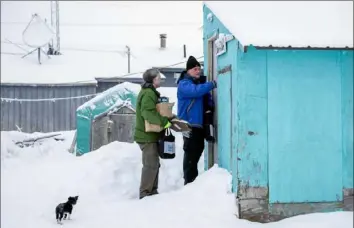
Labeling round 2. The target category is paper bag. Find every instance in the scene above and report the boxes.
[145,120,163,133]
[156,102,174,118]
[144,100,175,133]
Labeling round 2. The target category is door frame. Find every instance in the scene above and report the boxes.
[206,32,218,169]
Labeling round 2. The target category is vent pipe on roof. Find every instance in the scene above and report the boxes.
[183,44,186,58]
[160,34,166,49]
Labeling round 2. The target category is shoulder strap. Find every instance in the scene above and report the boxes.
[187,99,196,113]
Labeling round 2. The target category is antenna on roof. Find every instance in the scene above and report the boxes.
[21,13,55,64]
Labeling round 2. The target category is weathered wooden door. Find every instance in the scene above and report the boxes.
[217,67,232,172]
[268,51,343,203]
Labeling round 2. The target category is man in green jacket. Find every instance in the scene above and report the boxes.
[134,68,171,199]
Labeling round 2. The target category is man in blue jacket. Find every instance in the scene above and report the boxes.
[177,56,217,185]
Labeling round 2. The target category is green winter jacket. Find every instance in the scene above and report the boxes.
[134,86,169,143]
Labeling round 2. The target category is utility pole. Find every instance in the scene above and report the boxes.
[55,0,60,52]
[126,46,131,73]
[50,0,60,54]
[50,1,55,48]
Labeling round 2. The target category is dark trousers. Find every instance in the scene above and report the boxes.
[183,127,205,185]
[138,143,160,199]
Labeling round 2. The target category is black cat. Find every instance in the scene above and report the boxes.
[55,196,79,224]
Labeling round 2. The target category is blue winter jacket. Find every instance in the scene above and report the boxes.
[177,72,216,127]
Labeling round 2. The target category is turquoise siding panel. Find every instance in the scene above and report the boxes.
[231,50,239,194]
[236,47,269,188]
[217,70,232,171]
[216,40,238,176]
[341,51,354,189]
[267,50,343,203]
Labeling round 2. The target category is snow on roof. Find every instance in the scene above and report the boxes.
[1,1,203,84]
[1,43,201,84]
[77,81,141,110]
[205,1,353,48]
[76,82,141,123]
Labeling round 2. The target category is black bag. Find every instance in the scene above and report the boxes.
[158,128,176,159]
[201,76,216,143]
[204,110,215,143]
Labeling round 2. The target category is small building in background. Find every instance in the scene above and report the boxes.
[203,1,353,222]
[75,82,140,155]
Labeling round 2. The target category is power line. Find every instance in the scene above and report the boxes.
[2,39,204,83]
[0,52,23,56]
[1,40,127,54]
[0,21,202,27]
[70,55,204,83]
[1,93,98,102]
[0,56,204,102]
[2,40,204,69]
[1,54,204,84]
[110,56,204,79]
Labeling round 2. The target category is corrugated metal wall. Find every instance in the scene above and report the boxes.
[1,74,178,133]
[1,84,96,133]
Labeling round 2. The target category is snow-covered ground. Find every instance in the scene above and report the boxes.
[1,130,353,228]
[1,87,353,228]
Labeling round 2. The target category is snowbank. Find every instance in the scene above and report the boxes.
[1,130,203,228]
[1,130,353,228]
[0,130,75,164]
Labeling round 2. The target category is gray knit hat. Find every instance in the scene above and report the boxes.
[143,68,160,83]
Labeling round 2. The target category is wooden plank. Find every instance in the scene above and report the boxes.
[91,115,109,151]
[218,65,232,75]
[68,130,77,154]
[109,114,136,143]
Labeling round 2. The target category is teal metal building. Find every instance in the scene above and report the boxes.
[202,1,353,222]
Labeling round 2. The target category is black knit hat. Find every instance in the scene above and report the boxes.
[186,56,201,71]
